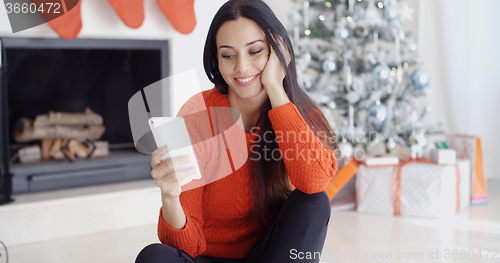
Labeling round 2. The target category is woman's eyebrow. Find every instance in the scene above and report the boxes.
[219,39,264,49]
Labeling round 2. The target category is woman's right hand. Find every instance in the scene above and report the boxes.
[150,146,198,200]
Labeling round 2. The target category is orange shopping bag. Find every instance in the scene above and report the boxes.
[326,159,359,200]
[449,135,487,205]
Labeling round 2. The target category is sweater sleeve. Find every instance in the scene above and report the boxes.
[157,186,206,257]
[268,102,338,194]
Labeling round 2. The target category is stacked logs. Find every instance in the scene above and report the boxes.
[14,108,109,164]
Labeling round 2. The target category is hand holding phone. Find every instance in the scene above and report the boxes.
[148,117,202,182]
[150,145,199,198]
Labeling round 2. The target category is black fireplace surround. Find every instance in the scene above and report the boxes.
[0,37,170,204]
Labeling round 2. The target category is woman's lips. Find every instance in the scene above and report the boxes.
[234,74,259,86]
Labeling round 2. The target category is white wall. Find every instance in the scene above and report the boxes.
[418,0,500,179]
[0,0,176,38]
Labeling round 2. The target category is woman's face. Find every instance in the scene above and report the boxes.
[216,17,270,101]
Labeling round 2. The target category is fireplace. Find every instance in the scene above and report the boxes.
[0,37,169,201]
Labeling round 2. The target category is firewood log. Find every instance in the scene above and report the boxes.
[70,140,89,159]
[34,107,103,127]
[41,139,52,160]
[91,141,109,158]
[13,108,105,143]
[49,139,65,160]
[14,124,105,142]
[19,145,41,164]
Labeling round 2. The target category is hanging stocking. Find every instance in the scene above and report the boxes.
[31,0,82,39]
[107,0,144,29]
[157,0,196,34]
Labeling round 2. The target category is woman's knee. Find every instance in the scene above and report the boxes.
[287,190,331,223]
[135,243,178,263]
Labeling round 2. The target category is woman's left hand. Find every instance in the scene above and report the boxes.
[260,37,291,91]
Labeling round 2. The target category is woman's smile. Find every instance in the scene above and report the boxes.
[234,74,259,86]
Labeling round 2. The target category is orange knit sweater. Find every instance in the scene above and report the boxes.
[157,87,338,259]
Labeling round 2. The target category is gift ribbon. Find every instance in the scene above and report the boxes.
[450,135,472,159]
[392,157,461,216]
[455,163,461,213]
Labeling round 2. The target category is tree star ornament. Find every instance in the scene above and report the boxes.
[400,3,415,22]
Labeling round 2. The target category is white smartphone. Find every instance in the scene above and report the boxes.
[148,117,202,181]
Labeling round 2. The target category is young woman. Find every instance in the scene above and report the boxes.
[136,0,339,262]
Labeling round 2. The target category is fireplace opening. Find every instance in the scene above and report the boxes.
[0,38,169,195]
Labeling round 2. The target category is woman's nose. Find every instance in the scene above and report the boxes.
[235,55,251,73]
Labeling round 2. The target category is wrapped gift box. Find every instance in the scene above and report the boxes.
[430,149,456,165]
[356,159,471,218]
[449,135,487,205]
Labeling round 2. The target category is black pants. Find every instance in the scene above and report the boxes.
[135,189,331,263]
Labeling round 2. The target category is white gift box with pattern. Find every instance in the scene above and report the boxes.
[356,159,471,218]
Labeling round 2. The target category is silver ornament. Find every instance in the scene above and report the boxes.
[334,27,349,40]
[386,137,396,150]
[319,95,330,104]
[411,69,431,90]
[346,92,360,104]
[304,52,312,62]
[372,64,391,82]
[366,101,389,129]
[322,58,337,73]
[409,43,417,51]
[355,26,370,37]
[399,30,406,40]
[338,141,354,160]
[365,5,382,25]
[383,6,400,21]
[328,101,336,109]
[287,9,302,26]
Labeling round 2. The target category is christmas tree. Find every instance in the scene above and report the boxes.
[288,0,445,160]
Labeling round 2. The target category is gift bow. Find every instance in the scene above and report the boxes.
[435,142,450,149]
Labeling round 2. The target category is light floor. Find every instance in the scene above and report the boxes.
[5,180,500,263]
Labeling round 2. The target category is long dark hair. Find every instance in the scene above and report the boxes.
[203,0,339,227]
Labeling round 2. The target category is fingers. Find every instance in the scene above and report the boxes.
[154,167,198,196]
[151,155,192,180]
[270,34,291,67]
[173,167,198,183]
[151,146,169,167]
